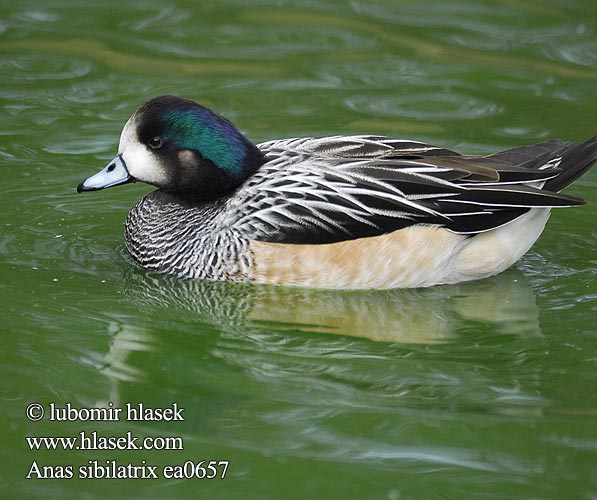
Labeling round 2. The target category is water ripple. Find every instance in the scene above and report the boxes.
[14,8,61,24]
[345,92,501,121]
[543,38,597,69]
[317,58,437,89]
[0,53,92,82]
[119,4,191,32]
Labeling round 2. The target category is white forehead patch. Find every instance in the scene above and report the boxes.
[118,115,137,154]
[117,115,169,187]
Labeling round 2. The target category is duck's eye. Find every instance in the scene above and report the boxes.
[148,136,164,149]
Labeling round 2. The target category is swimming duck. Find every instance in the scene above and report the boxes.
[77,95,596,289]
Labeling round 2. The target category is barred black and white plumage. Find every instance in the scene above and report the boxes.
[77,95,597,290]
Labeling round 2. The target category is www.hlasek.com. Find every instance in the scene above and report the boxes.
[25,402,229,480]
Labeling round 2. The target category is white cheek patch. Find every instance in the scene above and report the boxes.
[117,116,169,187]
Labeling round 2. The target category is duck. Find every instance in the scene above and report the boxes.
[77,95,597,290]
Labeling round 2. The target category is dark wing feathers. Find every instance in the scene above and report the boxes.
[231,135,596,244]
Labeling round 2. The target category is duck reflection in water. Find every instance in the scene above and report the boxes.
[122,268,541,343]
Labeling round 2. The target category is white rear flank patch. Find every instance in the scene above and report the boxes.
[446,208,551,283]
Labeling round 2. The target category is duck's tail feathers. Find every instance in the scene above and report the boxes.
[486,136,597,197]
[542,135,597,194]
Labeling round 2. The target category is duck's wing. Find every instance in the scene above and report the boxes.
[228,135,595,244]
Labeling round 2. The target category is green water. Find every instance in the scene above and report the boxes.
[2,0,597,498]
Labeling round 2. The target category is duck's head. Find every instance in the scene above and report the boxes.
[77,95,266,198]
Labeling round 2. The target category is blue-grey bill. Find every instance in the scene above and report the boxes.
[77,154,135,192]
